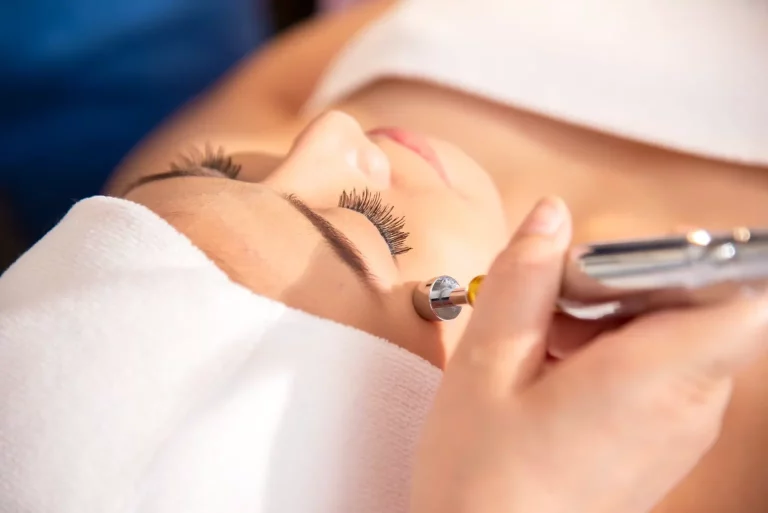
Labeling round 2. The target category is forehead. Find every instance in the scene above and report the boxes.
[124,177,375,305]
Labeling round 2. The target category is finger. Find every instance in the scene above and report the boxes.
[623,293,768,380]
[546,314,627,360]
[572,292,768,399]
[451,196,572,393]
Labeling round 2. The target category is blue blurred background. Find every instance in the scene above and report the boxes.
[0,0,316,268]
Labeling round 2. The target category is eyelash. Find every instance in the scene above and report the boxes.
[339,189,412,256]
[169,148,411,257]
[170,146,242,178]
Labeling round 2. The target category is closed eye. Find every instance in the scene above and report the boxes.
[338,188,411,256]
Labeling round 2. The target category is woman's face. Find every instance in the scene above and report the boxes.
[124,111,508,367]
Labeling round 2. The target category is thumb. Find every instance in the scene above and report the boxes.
[451,197,572,393]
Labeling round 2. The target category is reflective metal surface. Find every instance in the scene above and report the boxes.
[412,275,466,321]
[413,228,768,322]
[560,227,768,319]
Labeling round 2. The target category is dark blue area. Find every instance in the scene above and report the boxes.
[0,0,272,241]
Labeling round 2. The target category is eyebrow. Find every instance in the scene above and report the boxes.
[122,168,378,286]
[282,194,378,285]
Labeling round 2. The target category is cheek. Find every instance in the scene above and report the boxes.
[402,206,507,285]
[376,292,472,369]
[432,139,506,217]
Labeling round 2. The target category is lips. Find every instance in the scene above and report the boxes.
[367,127,450,186]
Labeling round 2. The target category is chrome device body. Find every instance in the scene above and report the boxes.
[560,227,768,319]
[413,228,768,321]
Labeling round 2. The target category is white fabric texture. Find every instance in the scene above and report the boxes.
[0,196,441,513]
[308,0,768,165]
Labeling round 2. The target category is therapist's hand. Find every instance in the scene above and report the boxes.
[410,197,768,513]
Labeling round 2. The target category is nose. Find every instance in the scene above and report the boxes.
[263,111,392,197]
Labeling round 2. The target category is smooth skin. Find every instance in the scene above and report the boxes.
[124,111,507,366]
[413,198,768,513]
[109,2,768,511]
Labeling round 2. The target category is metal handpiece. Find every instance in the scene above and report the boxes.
[559,227,768,318]
[413,228,768,321]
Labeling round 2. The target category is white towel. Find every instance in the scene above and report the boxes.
[0,196,442,513]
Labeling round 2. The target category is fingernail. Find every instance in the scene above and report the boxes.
[519,197,566,236]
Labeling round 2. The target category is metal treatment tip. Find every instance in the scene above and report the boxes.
[412,275,465,321]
